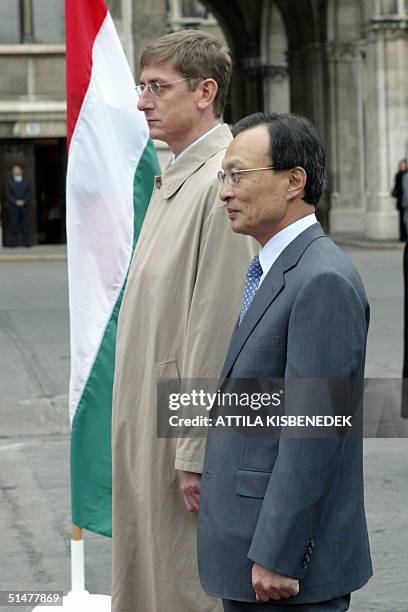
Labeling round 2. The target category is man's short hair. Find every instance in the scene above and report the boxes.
[232,112,326,206]
[140,30,232,118]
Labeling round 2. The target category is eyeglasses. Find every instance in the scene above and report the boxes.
[135,76,195,97]
[217,167,278,186]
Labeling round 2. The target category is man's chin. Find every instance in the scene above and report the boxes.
[229,219,248,235]
[147,124,163,140]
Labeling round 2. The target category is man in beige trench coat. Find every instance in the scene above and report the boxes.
[111,30,254,612]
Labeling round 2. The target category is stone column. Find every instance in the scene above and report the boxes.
[363,11,407,239]
[260,0,289,114]
[230,44,264,122]
[181,0,196,15]
[288,43,329,228]
[131,0,168,78]
[327,41,366,234]
[120,0,135,72]
[263,65,289,113]
[288,43,326,139]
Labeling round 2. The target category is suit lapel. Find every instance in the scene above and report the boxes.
[220,261,285,381]
[219,223,326,382]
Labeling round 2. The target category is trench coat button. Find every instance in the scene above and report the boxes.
[155,176,162,189]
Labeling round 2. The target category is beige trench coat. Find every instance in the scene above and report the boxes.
[112,125,255,612]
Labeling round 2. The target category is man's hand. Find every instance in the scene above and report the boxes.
[252,563,299,601]
[179,471,201,512]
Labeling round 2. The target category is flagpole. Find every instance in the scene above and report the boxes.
[70,524,85,593]
[33,524,111,611]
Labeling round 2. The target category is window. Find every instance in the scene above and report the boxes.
[33,0,65,44]
[0,1,66,45]
[0,2,21,44]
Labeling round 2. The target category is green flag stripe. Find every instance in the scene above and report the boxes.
[70,139,160,536]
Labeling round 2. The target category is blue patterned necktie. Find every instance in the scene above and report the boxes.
[239,254,263,324]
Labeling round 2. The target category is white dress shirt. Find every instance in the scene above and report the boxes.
[171,123,222,165]
[258,213,317,286]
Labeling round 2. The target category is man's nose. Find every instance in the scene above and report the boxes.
[137,90,154,111]
[220,180,233,203]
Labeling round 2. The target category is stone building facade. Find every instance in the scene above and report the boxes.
[0,0,407,243]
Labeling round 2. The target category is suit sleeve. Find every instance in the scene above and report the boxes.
[174,186,255,473]
[247,271,369,579]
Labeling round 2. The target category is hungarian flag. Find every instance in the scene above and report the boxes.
[65,0,159,536]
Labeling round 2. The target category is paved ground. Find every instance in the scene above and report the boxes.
[0,242,407,611]
[0,260,110,612]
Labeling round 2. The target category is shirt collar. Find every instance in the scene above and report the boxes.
[170,124,222,165]
[258,213,317,285]
[157,124,232,200]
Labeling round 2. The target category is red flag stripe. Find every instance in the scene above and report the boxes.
[65,0,108,149]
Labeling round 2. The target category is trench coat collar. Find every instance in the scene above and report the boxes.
[158,123,232,200]
[219,222,326,382]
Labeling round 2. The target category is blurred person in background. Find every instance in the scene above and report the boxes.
[392,159,407,242]
[5,165,31,248]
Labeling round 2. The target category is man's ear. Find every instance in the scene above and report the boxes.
[287,167,307,201]
[197,78,218,111]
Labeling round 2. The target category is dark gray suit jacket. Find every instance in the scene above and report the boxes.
[198,223,372,604]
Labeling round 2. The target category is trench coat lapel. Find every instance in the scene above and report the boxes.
[219,223,326,382]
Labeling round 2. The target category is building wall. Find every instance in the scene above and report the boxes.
[362,0,408,238]
[213,0,408,238]
[0,0,407,241]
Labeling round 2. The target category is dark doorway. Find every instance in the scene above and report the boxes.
[0,140,35,247]
[34,139,66,244]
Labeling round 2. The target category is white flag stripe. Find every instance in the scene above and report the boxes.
[67,13,149,421]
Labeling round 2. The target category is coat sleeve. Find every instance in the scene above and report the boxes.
[247,271,369,579]
[175,191,256,473]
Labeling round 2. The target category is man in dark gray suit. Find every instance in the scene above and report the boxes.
[197,113,372,611]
